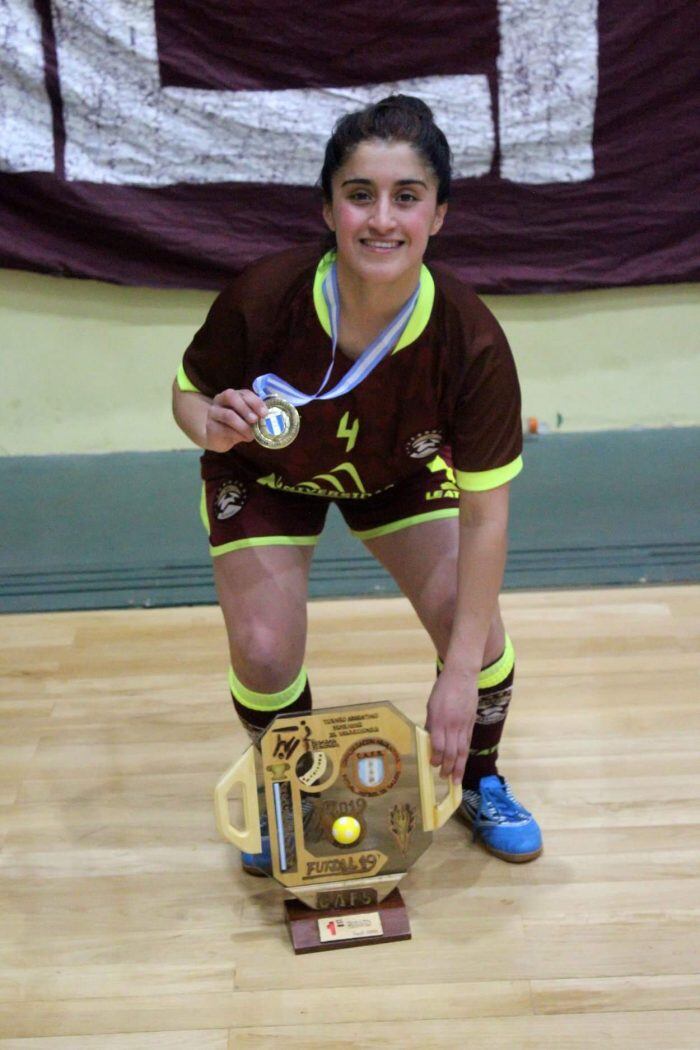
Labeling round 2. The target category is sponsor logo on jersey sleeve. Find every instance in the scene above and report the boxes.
[405,430,445,459]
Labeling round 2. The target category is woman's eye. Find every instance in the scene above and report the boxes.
[397,192,418,203]
[349,191,372,202]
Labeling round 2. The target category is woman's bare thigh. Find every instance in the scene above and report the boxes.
[364,518,504,662]
[212,543,314,691]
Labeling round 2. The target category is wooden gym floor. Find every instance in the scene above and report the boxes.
[1,585,699,1048]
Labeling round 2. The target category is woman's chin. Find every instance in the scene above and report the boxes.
[347,248,418,284]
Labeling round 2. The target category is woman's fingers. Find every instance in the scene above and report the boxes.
[429,712,471,783]
[429,722,445,770]
[208,402,255,439]
[451,732,469,784]
[207,388,269,444]
[215,388,268,425]
[439,729,459,781]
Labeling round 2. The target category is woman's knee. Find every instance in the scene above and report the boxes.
[228,619,305,693]
[429,596,506,666]
[412,573,457,655]
[429,593,458,656]
[483,605,506,666]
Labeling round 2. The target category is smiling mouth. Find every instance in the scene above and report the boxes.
[360,239,404,250]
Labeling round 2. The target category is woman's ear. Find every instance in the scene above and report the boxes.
[322,199,336,233]
[430,202,448,237]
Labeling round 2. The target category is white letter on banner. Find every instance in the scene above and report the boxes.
[53,0,493,185]
[0,0,54,172]
[498,0,598,183]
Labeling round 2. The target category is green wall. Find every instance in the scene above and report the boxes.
[1,266,698,456]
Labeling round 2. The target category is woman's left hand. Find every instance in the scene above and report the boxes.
[425,669,478,783]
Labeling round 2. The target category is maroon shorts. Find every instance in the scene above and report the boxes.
[201,455,460,557]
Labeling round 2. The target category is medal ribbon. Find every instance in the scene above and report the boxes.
[252,262,420,406]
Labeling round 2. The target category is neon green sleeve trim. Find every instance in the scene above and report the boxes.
[176,363,201,393]
[312,251,434,352]
[478,635,515,688]
[352,507,458,541]
[435,635,514,686]
[455,455,523,492]
[228,664,308,712]
[210,535,319,557]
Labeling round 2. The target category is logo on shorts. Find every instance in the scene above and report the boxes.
[214,480,248,520]
[405,430,445,459]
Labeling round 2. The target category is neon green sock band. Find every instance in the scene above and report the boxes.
[435,635,515,688]
[478,635,515,689]
[228,664,307,713]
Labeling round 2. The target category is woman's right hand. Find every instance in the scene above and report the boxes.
[205,388,269,452]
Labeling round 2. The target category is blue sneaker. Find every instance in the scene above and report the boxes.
[240,811,272,877]
[458,774,542,863]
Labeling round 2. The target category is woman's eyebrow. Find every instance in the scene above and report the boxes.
[340,177,428,188]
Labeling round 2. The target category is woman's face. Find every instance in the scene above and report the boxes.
[322,139,447,289]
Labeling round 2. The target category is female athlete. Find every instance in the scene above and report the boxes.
[172,95,542,870]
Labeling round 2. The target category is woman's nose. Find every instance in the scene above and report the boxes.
[368,196,395,231]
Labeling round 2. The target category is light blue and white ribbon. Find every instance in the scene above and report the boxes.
[253,262,419,406]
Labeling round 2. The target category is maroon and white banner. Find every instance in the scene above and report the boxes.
[0,1,697,292]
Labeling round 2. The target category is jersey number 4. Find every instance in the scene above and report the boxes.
[337,412,360,453]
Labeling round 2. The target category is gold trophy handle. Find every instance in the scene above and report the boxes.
[214,748,262,853]
[415,726,462,831]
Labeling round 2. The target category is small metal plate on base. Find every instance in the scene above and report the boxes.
[284,887,411,954]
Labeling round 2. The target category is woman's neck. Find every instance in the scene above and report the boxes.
[334,257,421,329]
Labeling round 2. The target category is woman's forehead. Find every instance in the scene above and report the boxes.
[335,139,435,184]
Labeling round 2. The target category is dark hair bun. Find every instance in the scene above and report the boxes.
[374,95,435,122]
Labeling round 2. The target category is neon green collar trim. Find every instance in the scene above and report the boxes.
[312,251,435,355]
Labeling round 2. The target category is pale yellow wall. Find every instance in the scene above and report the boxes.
[0,266,697,456]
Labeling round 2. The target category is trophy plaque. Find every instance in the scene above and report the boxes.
[214,701,461,953]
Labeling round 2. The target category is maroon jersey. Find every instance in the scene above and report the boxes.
[179,244,523,497]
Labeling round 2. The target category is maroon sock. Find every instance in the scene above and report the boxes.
[435,655,515,791]
[462,665,514,790]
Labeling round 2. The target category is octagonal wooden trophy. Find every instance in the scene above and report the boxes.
[214,701,461,953]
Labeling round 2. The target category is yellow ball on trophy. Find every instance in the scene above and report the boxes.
[331,815,361,845]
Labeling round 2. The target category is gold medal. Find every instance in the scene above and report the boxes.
[253,396,300,449]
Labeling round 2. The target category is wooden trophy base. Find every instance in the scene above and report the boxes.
[284,888,411,954]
